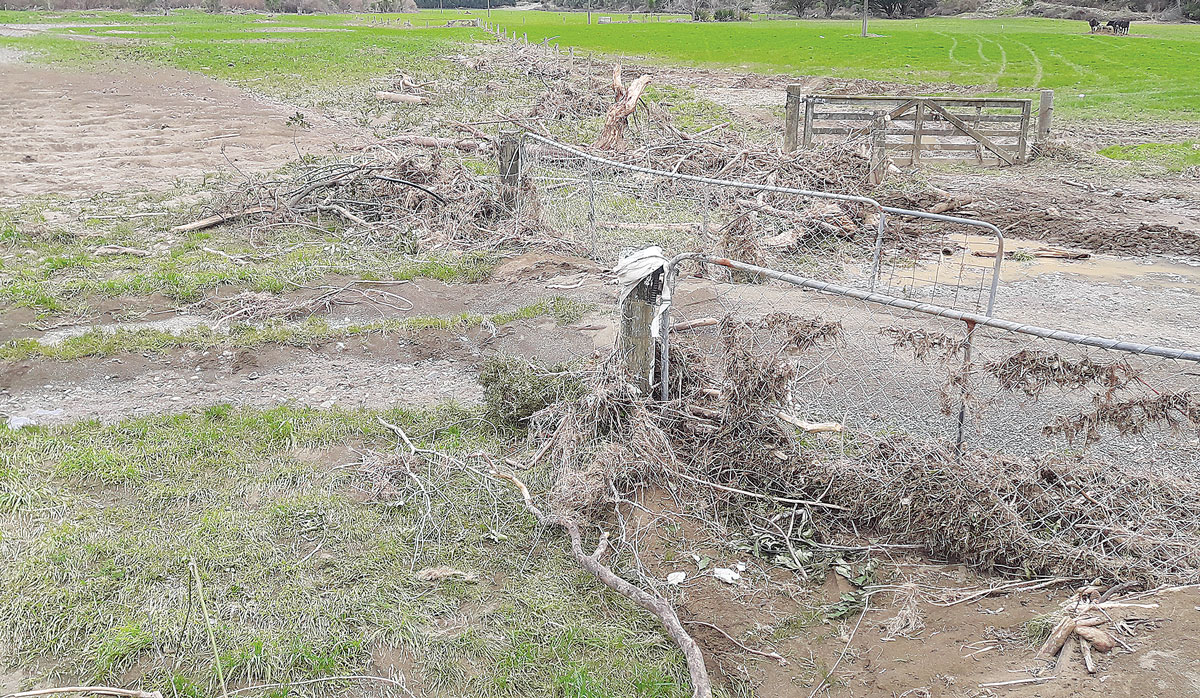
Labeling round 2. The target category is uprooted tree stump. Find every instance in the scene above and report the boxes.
[593,64,652,151]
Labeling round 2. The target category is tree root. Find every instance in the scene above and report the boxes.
[492,470,713,698]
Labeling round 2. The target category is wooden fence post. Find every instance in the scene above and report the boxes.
[783,89,801,153]
[868,111,887,184]
[802,95,815,149]
[1036,89,1054,144]
[619,271,663,396]
[498,130,521,212]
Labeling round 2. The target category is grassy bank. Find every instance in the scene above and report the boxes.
[0,404,689,696]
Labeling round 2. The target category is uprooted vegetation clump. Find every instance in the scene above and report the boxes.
[478,354,587,429]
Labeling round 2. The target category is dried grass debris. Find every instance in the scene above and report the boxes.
[1045,391,1200,445]
[883,326,968,361]
[988,349,1137,397]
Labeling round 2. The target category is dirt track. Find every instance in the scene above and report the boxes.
[0,59,348,196]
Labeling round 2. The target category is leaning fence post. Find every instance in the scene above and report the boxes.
[783,88,801,153]
[1036,89,1054,146]
[498,130,521,212]
[620,270,663,397]
[868,111,887,185]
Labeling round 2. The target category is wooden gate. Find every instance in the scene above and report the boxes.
[784,90,1045,167]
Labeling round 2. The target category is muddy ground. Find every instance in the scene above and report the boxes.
[0,58,348,196]
[3,44,1200,698]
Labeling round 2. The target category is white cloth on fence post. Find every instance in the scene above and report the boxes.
[613,246,671,338]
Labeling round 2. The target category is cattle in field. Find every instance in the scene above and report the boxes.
[1088,18,1100,32]
[1105,19,1131,35]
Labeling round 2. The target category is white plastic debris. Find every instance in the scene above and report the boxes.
[736,561,747,573]
[612,246,672,340]
[6,408,64,430]
[666,571,687,586]
[613,246,668,304]
[712,567,741,584]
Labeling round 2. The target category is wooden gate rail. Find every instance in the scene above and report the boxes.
[784,90,1049,167]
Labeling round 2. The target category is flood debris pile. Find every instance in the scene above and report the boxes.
[173,151,551,251]
[530,316,1200,588]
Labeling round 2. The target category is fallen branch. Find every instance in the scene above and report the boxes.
[492,470,713,698]
[375,91,427,105]
[979,677,1055,688]
[92,245,150,257]
[172,206,273,233]
[380,135,488,152]
[671,317,719,332]
[927,196,976,214]
[1078,636,1096,673]
[682,620,787,666]
[1035,617,1077,659]
[972,246,1090,260]
[777,412,844,433]
[668,467,849,511]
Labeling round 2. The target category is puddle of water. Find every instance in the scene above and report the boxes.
[895,233,1200,292]
[40,315,219,346]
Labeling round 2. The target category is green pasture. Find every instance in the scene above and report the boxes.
[2,11,1199,119]
[488,13,1200,120]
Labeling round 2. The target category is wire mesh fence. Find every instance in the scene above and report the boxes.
[661,255,1200,473]
[505,133,1200,471]
[512,133,1005,315]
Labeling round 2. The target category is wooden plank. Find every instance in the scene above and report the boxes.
[786,84,806,96]
[891,143,1017,153]
[814,95,1031,109]
[815,113,1027,124]
[923,101,1016,166]
[888,128,1021,137]
[846,98,917,138]
[813,112,880,121]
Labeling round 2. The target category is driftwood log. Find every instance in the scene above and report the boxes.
[593,64,651,151]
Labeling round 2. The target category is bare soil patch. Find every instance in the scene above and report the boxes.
[0,272,613,426]
[0,61,349,196]
[625,491,1200,697]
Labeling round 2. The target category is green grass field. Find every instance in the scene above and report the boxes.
[2,11,1197,119]
[488,13,1200,120]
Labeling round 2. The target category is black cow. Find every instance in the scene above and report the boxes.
[1106,19,1131,35]
[1088,18,1101,32]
